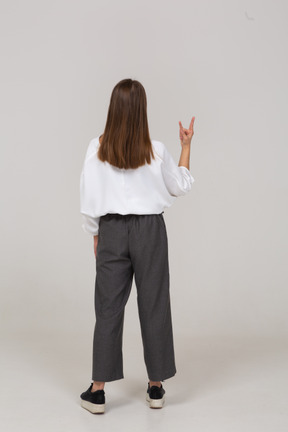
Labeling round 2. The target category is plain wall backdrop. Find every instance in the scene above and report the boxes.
[0,0,287,348]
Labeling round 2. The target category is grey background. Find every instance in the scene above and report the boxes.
[1,0,287,339]
[0,0,287,430]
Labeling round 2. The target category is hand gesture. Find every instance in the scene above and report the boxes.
[179,117,195,147]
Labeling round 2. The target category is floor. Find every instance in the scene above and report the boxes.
[1,331,287,432]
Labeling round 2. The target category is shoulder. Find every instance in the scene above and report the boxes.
[84,136,100,161]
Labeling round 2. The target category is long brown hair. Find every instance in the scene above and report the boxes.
[97,79,155,169]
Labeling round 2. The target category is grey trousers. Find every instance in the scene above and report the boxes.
[92,212,177,382]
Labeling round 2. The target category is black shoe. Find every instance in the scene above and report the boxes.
[146,382,166,408]
[80,383,105,414]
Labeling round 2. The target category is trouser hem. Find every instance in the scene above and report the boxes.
[148,369,177,382]
[92,374,124,383]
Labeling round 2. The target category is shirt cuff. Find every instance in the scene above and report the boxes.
[81,214,100,236]
[178,166,195,191]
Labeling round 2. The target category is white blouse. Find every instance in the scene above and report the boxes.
[80,135,195,236]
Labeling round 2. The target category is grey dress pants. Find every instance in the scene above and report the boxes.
[92,212,177,382]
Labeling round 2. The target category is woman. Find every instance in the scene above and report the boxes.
[79,78,195,413]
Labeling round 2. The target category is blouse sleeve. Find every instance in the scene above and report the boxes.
[80,138,100,236]
[81,214,100,236]
[161,142,195,196]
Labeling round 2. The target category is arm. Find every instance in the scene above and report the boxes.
[178,144,191,170]
[178,117,195,170]
[161,142,194,196]
[80,139,100,236]
[161,117,195,197]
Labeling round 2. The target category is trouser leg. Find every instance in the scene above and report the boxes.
[129,213,177,381]
[92,214,133,382]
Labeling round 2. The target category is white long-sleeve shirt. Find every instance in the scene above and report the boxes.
[80,135,195,236]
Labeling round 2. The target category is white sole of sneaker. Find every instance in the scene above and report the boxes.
[146,393,165,408]
[81,399,105,414]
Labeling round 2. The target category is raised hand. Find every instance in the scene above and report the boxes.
[179,117,195,147]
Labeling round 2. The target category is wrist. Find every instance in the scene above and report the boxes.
[181,143,191,150]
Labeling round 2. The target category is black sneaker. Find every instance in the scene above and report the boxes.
[146,382,166,408]
[80,383,105,414]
